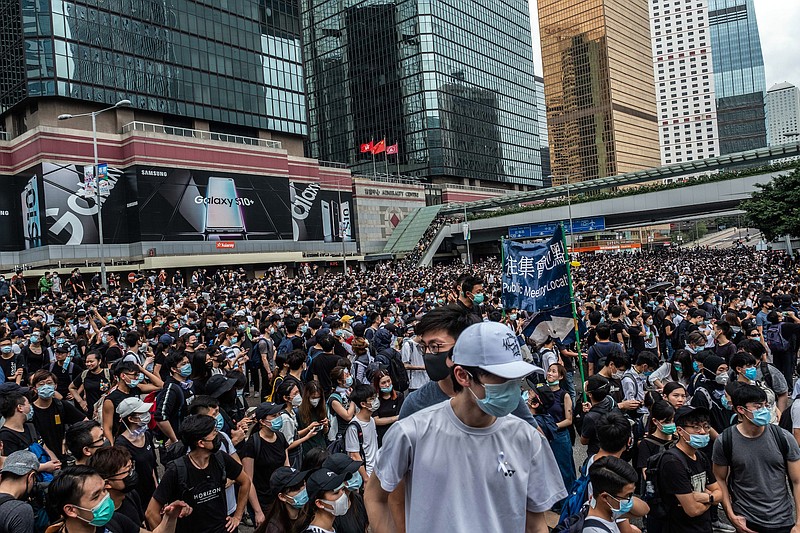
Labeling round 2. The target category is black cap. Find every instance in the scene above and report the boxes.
[0,383,29,395]
[205,375,236,398]
[322,453,362,476]
[254,402,284,420]
[674,405,710,427]
[55,344,70,353]
[270,466,308,495]
[306,468,348,500]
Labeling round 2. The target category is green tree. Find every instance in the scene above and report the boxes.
[740,167,800,242]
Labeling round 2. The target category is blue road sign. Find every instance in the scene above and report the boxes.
[509,216,605,239]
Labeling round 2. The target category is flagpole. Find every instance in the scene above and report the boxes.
[500,236,506,319]
[384,151,389,176]
[371,137,377,176]
[395,140,400,176]
[561,222,586,403]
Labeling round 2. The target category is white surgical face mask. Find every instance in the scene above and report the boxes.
[321,491,350,516]
[309,398,320,407]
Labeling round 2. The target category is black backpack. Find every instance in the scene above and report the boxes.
[779,404,793,432]
[327,420,364,458]
[378,350,409,393]
[173,451,227,494]
[643,440,684,523]
[721,424,789,481]
[552,509,613,533]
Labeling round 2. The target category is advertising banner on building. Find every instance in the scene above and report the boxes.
[20,174,42,250]
[40,162,139,245]
[135,166,352,242]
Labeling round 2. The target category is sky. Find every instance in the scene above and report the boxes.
[527,0,800,89]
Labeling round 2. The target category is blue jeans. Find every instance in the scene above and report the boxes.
[551,429,576,495]
[564,371,576,403]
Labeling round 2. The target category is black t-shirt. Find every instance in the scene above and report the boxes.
[153,452,243,533]
[106,387,142,436]
[72,368,113,412]
[333,491,369,533]
[609,320,626,344]
[31,399,85,461]
[308,353,342,394]
[50,361,84,398]
[629,325,645,354]
[659,447,716,533]
[635,435,671,470]
[91,512,140,533]
[115,432,158,505]
[0,424,38,455]
[118,490,145,526]
[0,354,20,383]
[587,342,621,371]
[374,393,404,446]
[21,345,46,374]
[242,431,288,508]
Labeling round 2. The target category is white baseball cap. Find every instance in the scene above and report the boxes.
[116,397,153,419]
[452,322,536,379]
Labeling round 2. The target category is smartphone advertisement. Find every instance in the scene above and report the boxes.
[41,162,139,246]
[135,166,352,243]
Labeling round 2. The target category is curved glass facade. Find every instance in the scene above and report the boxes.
[302,0,542,186]
[1,0,306,135]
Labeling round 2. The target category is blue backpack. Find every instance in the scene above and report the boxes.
[277,336,294,356]
[558,459,592,526]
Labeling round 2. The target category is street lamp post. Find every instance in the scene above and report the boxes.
[58,100,131,291]
[463,205,471,265]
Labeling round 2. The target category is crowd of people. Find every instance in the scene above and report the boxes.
[0,246,796,533]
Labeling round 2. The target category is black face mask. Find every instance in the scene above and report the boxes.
[423,349,452,382]
[210,435,222,454]
[122,469,139,493]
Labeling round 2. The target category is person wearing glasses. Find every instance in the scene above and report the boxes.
[65,420,106,466]
[657,406,723,533]
[89,446,147,526]
[713,384,800,533]
[585,456,639,533]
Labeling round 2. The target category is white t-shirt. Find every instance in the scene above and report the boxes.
[584,516,621,533]
[345,416,378,476]
[791,400,800,430]
[401,339,429,390]
[374,400,567,533]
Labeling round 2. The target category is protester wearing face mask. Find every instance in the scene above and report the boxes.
[366,322,566,533]
[653,405,723,533]
[0,337,23,386]
[304,468,352,533]
[729,351,780,424]
[275,381,322,470]
[322,453,370,533]
[70,351,112,416]
[88,446,146,526]
[297,381,329,458]
[689,355,733,436]
[115,397,158,506]
[148,415,250,533]
[713,384,800,533]
[30,370,87,462]
[345,384,380,483]
[636,400,675,484]
[584,456,639,533]
[243,402,290,516]
[153,352,195,447]
[20,328,45,375]
[258,466,311,533]
[0,450,40,532]
[328,366,356,440]
[0,390,61,475]
[102,361,163,444]
[371,370,403,447]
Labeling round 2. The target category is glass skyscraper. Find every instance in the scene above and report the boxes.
[301,0,542,187]
[1,0,306,136]
[708,0,767,154]
[538,0,661,184]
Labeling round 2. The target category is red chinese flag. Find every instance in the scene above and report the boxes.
[360,141,373,153]
[386,143,399,155]
[372,139,386,154]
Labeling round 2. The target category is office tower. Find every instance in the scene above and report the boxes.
[708,0,767,154]
[766,82,800,146]
[0,0,357,265]
[538,0,661,184]
[302,0,543,188]
[650,0,719,169]
[534,75,551,183]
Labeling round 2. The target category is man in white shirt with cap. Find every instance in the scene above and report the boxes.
[365,321,566,533]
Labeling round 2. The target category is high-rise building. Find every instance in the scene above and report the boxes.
[650,0,719,169]
[538,0,660,184]
[0,0,358,267]
[534,75,551,183]
[708,0,767,154]
[766,82,800,146]
[302,0,543,188]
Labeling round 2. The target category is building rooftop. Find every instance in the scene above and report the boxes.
[768,82,796,92]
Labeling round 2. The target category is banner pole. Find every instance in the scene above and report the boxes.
[500,236,506,319]
[561,222,586,403]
